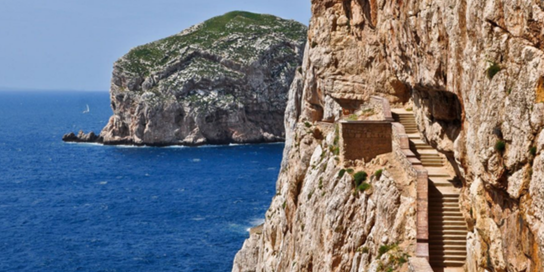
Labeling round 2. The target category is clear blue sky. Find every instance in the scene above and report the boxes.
[0,0,311,91]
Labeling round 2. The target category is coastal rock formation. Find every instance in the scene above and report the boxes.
[234,0,544,271]
[62,131,100,143]
[64,11,307,146]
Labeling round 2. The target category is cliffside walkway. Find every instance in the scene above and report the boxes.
[392,109,467,272]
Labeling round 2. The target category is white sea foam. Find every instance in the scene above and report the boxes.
[64,142,103,147]
[114,144,151,149]
[192,158,201,162]
[249,218,265,227]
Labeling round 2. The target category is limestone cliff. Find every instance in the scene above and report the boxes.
[234,0,544,271]
[73,11,306,146]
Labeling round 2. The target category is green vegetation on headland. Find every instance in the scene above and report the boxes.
[117,11,307,77]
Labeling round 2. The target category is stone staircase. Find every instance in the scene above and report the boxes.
[393,110,467,271]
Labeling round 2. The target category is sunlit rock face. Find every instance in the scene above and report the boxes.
[99,11,307,146]
[234,1,544,271]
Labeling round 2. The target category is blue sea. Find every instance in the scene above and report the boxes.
[0,91,283,272]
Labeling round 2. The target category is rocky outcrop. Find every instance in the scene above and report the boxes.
[64,11,307,146]
[234,0,544,271]
[62,131,100,143]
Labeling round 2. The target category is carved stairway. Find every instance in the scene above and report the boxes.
[393,110,467,271]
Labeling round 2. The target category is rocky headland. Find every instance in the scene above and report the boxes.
[63,11,307,146]
[233,0,544,271]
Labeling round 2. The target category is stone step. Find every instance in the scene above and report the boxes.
[432,226,467,232]
[424,165,446,169]
[432,192,460,197]
[429,220,466,226]
[436,234,467,240]
[429,240,467,247]
[421,158,444,162]
[429,216,465,222]
[422,163,444,167]
[430,260,465,267]
[429,254,467,262]
[429,244,467,251]
[429,203,461,209]
[429,250,468,257]
[418,149,441,155]
[430,195,460,201]
[422,160,444,163]
[420,157,443,161]
[429,229,468,236]
[436,220,466,226]
[429,212,464,217]
[421,159,443,163]
[429,206,462,212]
[420,156,443,160]
[431,181,455,187]
[428,173,452,179]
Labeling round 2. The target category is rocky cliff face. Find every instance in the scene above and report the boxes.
[234,1,544,271]
[97,11,306,146]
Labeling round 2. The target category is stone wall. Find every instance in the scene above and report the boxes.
[339,121,392,162]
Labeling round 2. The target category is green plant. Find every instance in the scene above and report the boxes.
[346,168,354,174]
[530,146,537,156]
[298,67,302,74]
[358,183,371,192]
[338,169,347,178]
[282,201,286,209]
[486,61,501,79]
[405,107,413,112]
[375,169,383,179]
[347,114,358,121]
[332,146,340,156]
[507,88,512,95]
[378,244,395,257]
[353,171,368,186]
[319,178,323,190]
[304,121,312,128]
[495,140,506,153]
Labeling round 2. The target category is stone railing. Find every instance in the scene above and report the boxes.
[389,110,432,271]
[339,96,394,163]
[392,120,430,262]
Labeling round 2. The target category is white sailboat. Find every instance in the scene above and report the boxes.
[83,104,90,114]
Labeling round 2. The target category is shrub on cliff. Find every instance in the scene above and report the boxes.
[495,140,506,153]
[530,146,537,156]
[353,171,367,186]
[486,61,501,79]
[357,183,371,192]
[338,169,346,178]
[374,169,383,179]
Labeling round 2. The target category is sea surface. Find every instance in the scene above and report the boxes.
[0,90,283,272]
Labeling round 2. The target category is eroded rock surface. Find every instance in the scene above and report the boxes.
[235,0,544,271]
